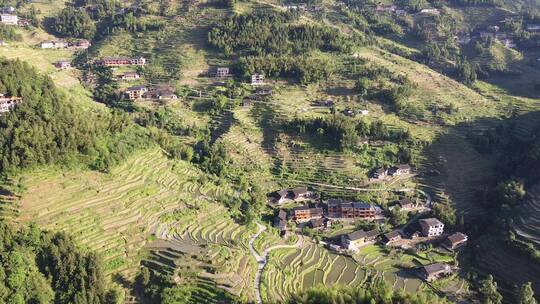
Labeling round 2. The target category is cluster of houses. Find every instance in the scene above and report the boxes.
[371,164,412,181]
[124,85,178,101]
[0,94,23,113]
[41,39,91,50]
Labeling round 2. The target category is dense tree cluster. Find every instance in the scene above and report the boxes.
[208,11,353,56]
[0,24,22,41]
[0,59,152,174]
[289,280,450,303]
[52,7,96,39]
[0,222,119,304]
[237,55,335,84]
[286,114,415,151]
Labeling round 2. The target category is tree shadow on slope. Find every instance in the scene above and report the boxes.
[419,111,540,299]
[249,102,283,163]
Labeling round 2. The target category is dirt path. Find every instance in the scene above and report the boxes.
[249,223,303,304]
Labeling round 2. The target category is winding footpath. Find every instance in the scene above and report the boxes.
[249,223,303,304]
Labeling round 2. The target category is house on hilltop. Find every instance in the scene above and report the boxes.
[326,200,376,220]
[419,218,444,237]
[125,86,148,100]
[292,187,312,201]
[101,56,146,67]
[419,263,452,281]
[216,67,230,78]
[394,198,415,210]
[251,74,265,86]
[389,164,412,176]
[382,230,402,246]
[292,206,323,222]
[443,232,468,250]
[0,95,22,113]
[120,72,140,81]
[371,167,387,180]
[55,60,71,70]
[0,14,18,25]
[341,229,379,251]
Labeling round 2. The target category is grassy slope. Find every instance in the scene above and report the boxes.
[5,0,540,301]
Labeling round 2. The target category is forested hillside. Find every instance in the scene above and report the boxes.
[1,0,540,302]
[0,222,119,304]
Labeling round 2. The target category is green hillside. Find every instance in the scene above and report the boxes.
[1,0,540,302]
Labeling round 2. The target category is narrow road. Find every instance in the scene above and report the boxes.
[249,223,303,304]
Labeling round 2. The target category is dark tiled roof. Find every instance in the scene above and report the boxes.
[422,263,450,275]
[384,230,402,240]
[446,232,467,244]
[419,218,443,227]
[346,230,367,241]
[365,229,379,239]
[277,209,287,220]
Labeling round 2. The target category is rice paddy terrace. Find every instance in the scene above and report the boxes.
[261,243,466,302]
[5,148,245,278]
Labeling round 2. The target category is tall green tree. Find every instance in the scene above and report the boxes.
[479,275,503,304]
[516,282,537,304]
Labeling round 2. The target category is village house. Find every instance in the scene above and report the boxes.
[308,218,325,230]
[382,230,402,246]
[527,24,540,32]
[341,229,379,251]
[292,206,323,222]
[0,6,15,14]
[326,199,376,220]
[501,38,516,48]
[255,87,273,97]
[274,189,290,205]
[70,39,91,50]
[274,209,287,234]
[251,74,265,86]
[292,187,312,201]
[120,72,141,81]
[395,198,415,210]
[443,232,468,250]
[241,97,252,107]
[124,86,148,100]
[389,164,412,176]
[0,95,22,113]
[371,167,387,180]
[143,86,178,100]
[41,40,67,49]
[215,67,230,78]
[0,14,18,25]
[419,8,440,16]
[101,56,146,67]
[54,60,71,70]
[376,4,396,13]
[419,263,452,282]
[419,218,444,237]
[313,99,334,107]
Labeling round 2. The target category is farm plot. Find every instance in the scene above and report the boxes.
[146,206,259,302]
[261,243,444,302]
[512,183,540,246]
[15,148,237,278]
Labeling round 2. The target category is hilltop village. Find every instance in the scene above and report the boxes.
[2,0,540,303]
[269,178,468,282]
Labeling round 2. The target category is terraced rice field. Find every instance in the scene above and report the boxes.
[261,243,425,302]
[145,206,259,302]
[512,184,540,246]
[14,148,237,277]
